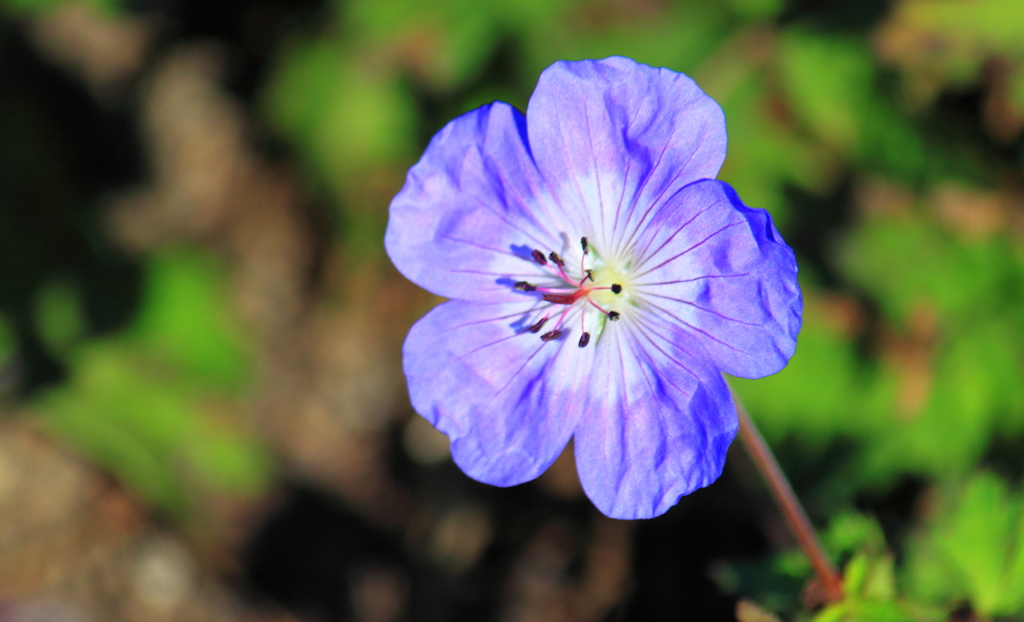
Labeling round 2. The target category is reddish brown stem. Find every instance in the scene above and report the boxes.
[732,391,845,604]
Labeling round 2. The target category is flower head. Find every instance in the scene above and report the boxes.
[386,57,802,519]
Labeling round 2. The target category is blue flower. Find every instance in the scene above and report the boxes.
[386,57,802,519]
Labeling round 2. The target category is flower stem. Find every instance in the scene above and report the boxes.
[732,391,845,604]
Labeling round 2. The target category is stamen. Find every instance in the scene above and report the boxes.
[540,329,563,342]
[517,236,625,347]
[586,298,620,321]
[528,317,548,333]
[579,241,588,284]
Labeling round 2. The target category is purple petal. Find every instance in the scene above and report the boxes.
[403,299,595,485]
[526,57,726,257]
[629,180,802,379]
[573,316,737,519]
[386,102,570,302]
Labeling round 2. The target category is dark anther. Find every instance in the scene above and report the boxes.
[578,332,591,348]
[580,237,589,254]
[608,311,620,321]
[548,252,565,267]
[540,329,563,342]
[528,317,548,333]
[514,281,537,292]
[611,283,622,294]
[532,249,548,265]
[584,269,594,283]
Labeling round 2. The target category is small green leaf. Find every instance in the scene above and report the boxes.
[844,553,871,596]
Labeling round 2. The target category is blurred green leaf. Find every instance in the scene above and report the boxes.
[519,2,732,83]
[844,552,897,602]
[777,31,928,179]
[730,282,894,447]
[34,249,269,515]
[841,217,1017,327]
[0,311,16,364]
[711,552,807,615]
[861,321,1023,480]
[34,278,85,356]
[907,473,1024,616]
[264,38,416,193]
[878,0,1024,127]
[814,533,920,622]
[814,598,915,622]
[0,0,121,15]
[1010,66,1024,113]
[897,0,1024,55]
[824,513,888,560]
[717,75,836,224]
[778,32,873,156]
[133,250,250,389]
[726,0,785,21]
[344,0,499,90]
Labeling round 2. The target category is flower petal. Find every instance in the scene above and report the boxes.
[526,57,726,259]
[630,179,802,379]
[573,316,737,519]
[386,102,569,302]
[403,299,594,485]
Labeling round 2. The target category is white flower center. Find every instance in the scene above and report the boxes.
[513,237,637,348]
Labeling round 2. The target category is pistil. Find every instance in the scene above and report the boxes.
[542,290,588,305]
